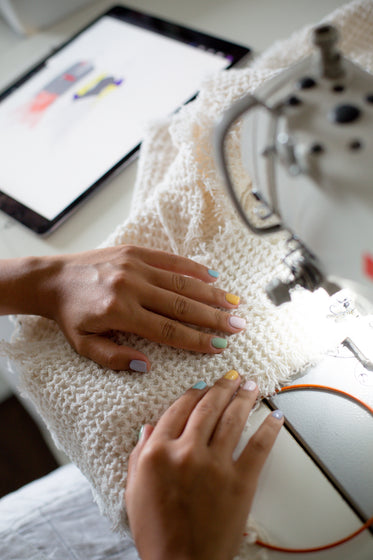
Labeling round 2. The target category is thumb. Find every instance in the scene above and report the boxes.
[77,334,150,372]
[126,424,154,498]
[133,424,154,462]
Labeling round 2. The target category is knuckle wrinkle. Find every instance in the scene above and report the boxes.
[174,296,189,316]
[160,320,177,342]
[172,273,187,292]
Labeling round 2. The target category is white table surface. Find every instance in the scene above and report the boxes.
[1,1,372,558]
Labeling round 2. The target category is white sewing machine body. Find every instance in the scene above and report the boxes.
[215,25,373,306]
[215,24,373,540]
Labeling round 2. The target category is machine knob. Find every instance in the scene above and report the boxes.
[330,103,361,123]
[313,24,344,79]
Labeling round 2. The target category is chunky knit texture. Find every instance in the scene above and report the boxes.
[1,1,372,556]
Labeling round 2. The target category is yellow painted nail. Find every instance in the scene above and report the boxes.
[226,293,240,305]
[224,369,239,380]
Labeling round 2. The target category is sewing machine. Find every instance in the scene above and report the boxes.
[215,23,373,306]
[215,23,373,547]
[0,4,372,558]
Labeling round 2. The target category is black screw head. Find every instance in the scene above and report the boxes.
[298,76,317,89]
[349,139,363,151]
[315,24,333,35]
[310,143,325,154]
[332,84,345,93]
[286,95,302,106]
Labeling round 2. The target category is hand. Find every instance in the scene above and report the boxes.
[16,245,245,371]
[125,371,284,560]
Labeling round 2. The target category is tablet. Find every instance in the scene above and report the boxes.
[0,5,250,235]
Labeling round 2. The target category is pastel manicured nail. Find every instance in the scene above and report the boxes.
[130,360,148,373]
[211,337,228,349]
[138,425,145,441]
[229,316,246,329]
[224,369,239,380]
[243,380,256,391]
[208,269,219,278]
[193,381,207,390]
[226,293,240,305]
[272,409,284,420]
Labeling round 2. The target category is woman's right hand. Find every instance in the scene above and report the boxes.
[125,370,284,560]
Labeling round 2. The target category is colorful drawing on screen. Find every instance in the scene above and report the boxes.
[21,61,93,126]
[73,74,123,100]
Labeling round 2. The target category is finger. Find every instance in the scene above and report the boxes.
[236,410,284,479]
[127,424,154,492]
[134,308,229,354]
[131,424,154,464]
[145,265,241,309]
[210,380,259,455]
[142,286,246,334]
[151,381,209,441]
[76,334,151,372]
[184,371,242,444]
[134,246,221,284]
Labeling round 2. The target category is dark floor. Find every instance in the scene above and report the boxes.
[0,395,59,498]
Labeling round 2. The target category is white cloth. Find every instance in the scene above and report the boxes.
[1,1,372,556]
[0,464,139,560]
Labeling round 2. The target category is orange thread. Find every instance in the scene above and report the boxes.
[255,383,373,553]
[279,383,373,415]
[256,516,373,554]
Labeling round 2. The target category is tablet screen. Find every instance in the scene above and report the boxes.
[0,8,249,233]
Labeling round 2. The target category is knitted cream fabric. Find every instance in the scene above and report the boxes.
[2,0,373,553]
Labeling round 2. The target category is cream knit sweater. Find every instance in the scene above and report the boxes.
[2,0,372,556]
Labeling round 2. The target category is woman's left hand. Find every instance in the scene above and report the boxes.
[23,245,244,371]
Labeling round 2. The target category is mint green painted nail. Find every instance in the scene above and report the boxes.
[193,381,207,390]
[208,269,219,278]
[211,337,228,349]
[138,425,145,441]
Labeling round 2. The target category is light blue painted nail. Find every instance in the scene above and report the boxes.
[192,381,207,390]
[211,337,228,349]
[130,360,148,373]
[208,269,219,278]
[272,409,284,420]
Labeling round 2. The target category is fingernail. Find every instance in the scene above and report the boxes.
[229,316,246,329]
[208,269,219,278]
[211,337,228,349]
[226,293,240,305]
[272,409,284,420]
[192,380,207,390]
[243,380,256,391]
[130,360,148,373]
[224,369,239,380]
[138,425,145,441]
